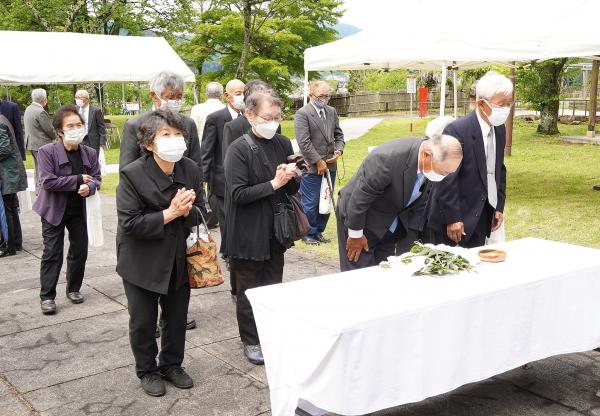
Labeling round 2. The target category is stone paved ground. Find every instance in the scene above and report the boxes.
[2,195,600,416]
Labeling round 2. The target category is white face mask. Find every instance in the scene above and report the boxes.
[63,127,85,145]
[483,100,511,126]
[75,99,84,107]
[155,135,187,163]
[422,155,446,182]
[232,94,245,111]
[254,121,279,140]
[159,97,183,112]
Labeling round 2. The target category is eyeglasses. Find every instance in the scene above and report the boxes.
[311,93,331,100]
[257,113,283,123]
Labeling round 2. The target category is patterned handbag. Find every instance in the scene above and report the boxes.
[186,206,224,288]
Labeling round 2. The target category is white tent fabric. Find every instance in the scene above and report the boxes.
[305,0,600,72]
[0,31,195,85]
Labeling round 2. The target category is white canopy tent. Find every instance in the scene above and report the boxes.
[0,31,195,84]
[303,0,600,116]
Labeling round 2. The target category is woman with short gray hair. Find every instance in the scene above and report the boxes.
[116,109,205,397]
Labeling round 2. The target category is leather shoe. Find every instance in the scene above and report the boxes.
[41,300,57,315]
[244,344,264,365]
[0,249,16,258]
[141,373,166,396]
[302,236,320,245]
[161,366,194,389]
[186,319,197,330]
[15,244,23,251]
[66,292,84,304]
[315,233,331,244]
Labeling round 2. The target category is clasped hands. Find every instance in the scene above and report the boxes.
[77,174,94,197]
[271,163,299,191]
[167,188,196,218]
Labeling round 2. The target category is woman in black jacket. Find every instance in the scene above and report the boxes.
[223,91,300,365]
[116,109,205,397]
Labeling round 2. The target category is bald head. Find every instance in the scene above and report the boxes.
[225,79,245,111]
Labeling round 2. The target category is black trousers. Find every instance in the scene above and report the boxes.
[206,189,220,228]
[123,271,190,378]
[232,243,284,345]
[336,212,402,272]
[2,193,22,252]
[428,204,494,249]
[40,212,88,301]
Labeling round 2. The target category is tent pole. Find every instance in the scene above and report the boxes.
[137,82,142,113]
[505,63,516,156]
[440,61,447,116]
[303,70,309,105]
[587,57,599,138]
[193,83,199,105]
[122,83,126,114]
[453,65,458,118]
[98,83,104,113]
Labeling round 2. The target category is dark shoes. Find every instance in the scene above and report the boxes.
[141,373,166,397]
[67,292,85,304]
[302,235,320,245]
[161,366,194,389]
[315,233,331,244]
[0,248,16,258]
[156,318,197,338]
[244,344,265,365]
[41,300,57,315]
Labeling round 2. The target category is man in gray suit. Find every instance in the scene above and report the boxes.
[295,80,345,245]
[24,88,55,187]
[75,89,106,153]
[336,133,462,272]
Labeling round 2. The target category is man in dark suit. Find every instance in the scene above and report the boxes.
[119,71,202,332]
[75,90,106,153]
[336,134,462,271]
[119,71,202,172]
[295,80,345,245]
[200,79,245,235]
[0,99,25,160]
[426,71,512,248]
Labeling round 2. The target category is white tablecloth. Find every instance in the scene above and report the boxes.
[247,238,600,416]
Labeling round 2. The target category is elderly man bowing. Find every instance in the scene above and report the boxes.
[295,80,345,245]
[336,123,463,272]
[426,71,511,248]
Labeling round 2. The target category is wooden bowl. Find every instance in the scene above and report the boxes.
[478,249,507,263]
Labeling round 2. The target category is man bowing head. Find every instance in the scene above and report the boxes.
[336,127,462,271]
[426,71,512,248]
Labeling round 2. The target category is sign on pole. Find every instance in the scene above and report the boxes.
[407,76,416,131]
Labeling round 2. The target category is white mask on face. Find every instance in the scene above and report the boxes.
[75,99,84,107]
[423,154,446,182]
[483,99,511,126]
[63,128,85,145]
[254,121,279,140]
[155,135,187,163]
[159,97,183,112]
[232,94,245,111]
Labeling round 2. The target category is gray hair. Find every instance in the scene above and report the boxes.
[425,116,455,138]
[245,92,282,114]
[428,134,463,163]
[205,82,223,99]
[476,71,513,101]
[75,89,89,98]
[31,88,47,103]
[149,71,184,97]
[137,109,187,155]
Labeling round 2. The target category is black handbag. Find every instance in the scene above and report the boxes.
[243,134,298,249]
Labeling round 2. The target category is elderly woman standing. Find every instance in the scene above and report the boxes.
[223,92,300,365]
[117,109,206,397]
[32,105,101,315]
[0,114,27,257]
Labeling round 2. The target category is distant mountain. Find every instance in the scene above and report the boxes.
[334,23,361,38]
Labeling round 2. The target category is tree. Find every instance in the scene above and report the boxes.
[180,0,343,96]
[516,58,569,135]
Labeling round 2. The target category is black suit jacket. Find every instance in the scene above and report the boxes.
[82,105,106,151]
[119,110,202,178]
[337,137,427,244]
[222,115,283,164]
[0,100,25,160]
[200,107,234,197]
[116,155,206,294]
[426,110,507,243]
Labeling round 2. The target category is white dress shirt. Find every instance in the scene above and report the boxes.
[190,98,226,140]
[310,101,326,120]
[227,104,241,121]
[79,105,90,133]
